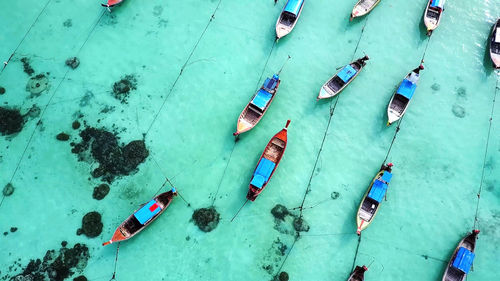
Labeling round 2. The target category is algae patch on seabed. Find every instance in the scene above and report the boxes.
[92,183,110,200]
[191,207,220,232]
[112,74,137,103]
[2,243,89,281]
[0,107,25,136]
[70,126,149,183]
[271,204,310,236]
[76,211,103,238]
[20,57,34,76]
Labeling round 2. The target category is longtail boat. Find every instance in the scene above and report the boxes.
[102,188,177,246]
[101,0,124,10]
[387,64,424,126]
[347,265,368,281]
[276,0,305,39]
[350,0,381,21]
[356,164,393,235]
[247,120,290,201]
[233,74,280,137]
[442,230,480,281]
[489,18,500,69]
[423,0,445,35]
[318,55,369,100]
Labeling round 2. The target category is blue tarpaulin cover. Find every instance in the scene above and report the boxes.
[397,79,417,99]
[381,171,393,183]
[250,158,276,189]
[368,180,388,203]
[431,0,445,8]
[263,77,278,91]
[134,200,161,224]
[452,247,475,274]
[284,0,304,15]
[251,89,273,109]
[338,65,357,83]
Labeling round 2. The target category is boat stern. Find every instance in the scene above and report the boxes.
[276,25,291,39]
[491,53,500,69]
[387,110,400,126]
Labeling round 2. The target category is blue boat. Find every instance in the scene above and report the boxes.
[356,163,393,235]
[275,0,305,39]
[442,230,479,281]
[386,64,424,125]
[318,55,369,100]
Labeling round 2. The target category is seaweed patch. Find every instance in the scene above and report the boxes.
[192,207,220,232]
[77,211,103,238]
[0,86,5,95]
[0,107,25,136]
[3,183,14,196]
[112,74,137,103]
[261,237,291,277]
[20,57,34,76]
[452,104,466,118]
[71,126,149,182]
[65,57,80,69]
[3,243,89,281]
[92,183,110,200]
[270,204,310,236]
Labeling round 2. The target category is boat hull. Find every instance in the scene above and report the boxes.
[387,70,419,125]
[275,0,305,39]
[102,190,176,246]
[356,169,389,235]
[247,120,289,201]
[423,0,443,34]
[318,57,367,100]
[489,19,500,69]
[351,0,381,20]
[441,230,479,281]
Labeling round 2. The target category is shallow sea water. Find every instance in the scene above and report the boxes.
[1,0,499,280]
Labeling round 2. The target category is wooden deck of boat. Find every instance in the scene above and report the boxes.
[263,139,285,163]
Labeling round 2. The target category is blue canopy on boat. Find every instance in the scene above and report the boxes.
[284,0,304,15]
[397,79,417,99]
[368,179,388,203]
[250,158,276,189]
[338,65,357,83]
[251,89,273,110]
[134,199,161,225]
[262,75,279,92]
[430,0,445,9]
[452,247,475,274]
[381,171,393,183]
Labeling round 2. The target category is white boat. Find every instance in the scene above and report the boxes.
[423,0,445,35]
[387,64,424,125]
[275,0,305,39]
[318,55,369,100]
[350,0,381,21]
[489,18,500,69]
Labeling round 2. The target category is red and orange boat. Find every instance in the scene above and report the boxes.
[246,120,290,201]
[102,188,177,246]
[101,0,124,10]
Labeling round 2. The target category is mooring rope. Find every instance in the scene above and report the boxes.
[1,0,52,75]
[0,10,106,210]
[473,74,498,229]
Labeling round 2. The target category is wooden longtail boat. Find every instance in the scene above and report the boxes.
[347,265,368,281]
[442,230,480,281]
[247,120,290,201]
[350,0,381,21]
[489,18,500,69]
[423,0,446,35]
[102,188,177,246]
[101,0,124,10]
[387,64,424,126]
[356,164,393,235]
[233,74,280,137]
[276,0,305,39]
[318,55,369,100]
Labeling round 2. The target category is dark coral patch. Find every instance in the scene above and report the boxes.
[71,126,149,182]
[78,211,103,238]
[3,183,14,196]
[20,57,35,76]
[56,133,70,141]
[112,74,137,103]
[92,184,110,200]
[192,207,220,232]
[0,107,25,135]
[65,57,80,69]
[271,204,289,221]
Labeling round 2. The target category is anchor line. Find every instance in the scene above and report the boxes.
[0,10,106,210]
[473,76,498,229]
[351,235,362,272]
[144,0,223,136]
[109,242,120,280]
[1,0,52,75]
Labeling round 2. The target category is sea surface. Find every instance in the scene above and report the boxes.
[1,0,499,280]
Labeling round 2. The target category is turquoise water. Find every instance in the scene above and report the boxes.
[1,0,499,280]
